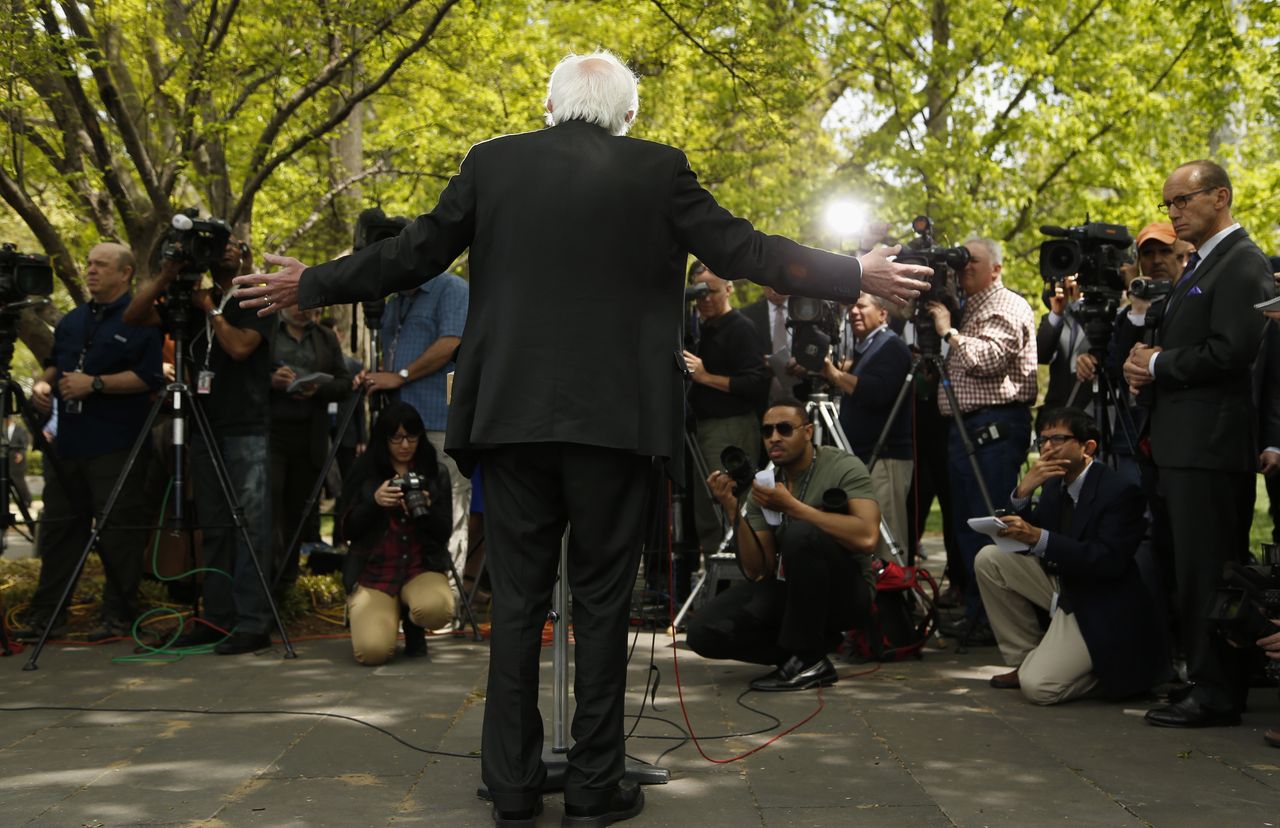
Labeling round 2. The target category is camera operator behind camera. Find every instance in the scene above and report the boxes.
[13,243,164,643]
[686,400,880,691]
[337,401,454,665]
[925,237,1037,636]
[124,221,276,655]
[683,261,771,556]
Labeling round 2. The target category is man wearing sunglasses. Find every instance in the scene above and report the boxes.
[973,407,1163,705]
[687,400,881,691]
[1123,160,1275,729]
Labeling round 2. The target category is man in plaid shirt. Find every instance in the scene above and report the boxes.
[925,237,1037,635]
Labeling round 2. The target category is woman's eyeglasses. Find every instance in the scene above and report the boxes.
[389,433,421,445]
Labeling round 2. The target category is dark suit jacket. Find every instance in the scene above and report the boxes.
[1036,310,1093,409]
[300,119,863,475]
[1253,320,1280,451]
[1015,461,1163,698]
[1150,227,1274,471]
[839,332,913,461]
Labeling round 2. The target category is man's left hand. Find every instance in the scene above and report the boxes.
[1261,450,1280,477]
[363,371,406,392]
[1258,619,1280,661]
[996,514,1042,548]
[234,253,306,316]
[750,479,800,516]
[682,350,707,382]
[58,372,95,401]
[191,288,216,315]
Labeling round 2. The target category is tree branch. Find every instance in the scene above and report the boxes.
[269,160,389,255]
[0,166,87,304]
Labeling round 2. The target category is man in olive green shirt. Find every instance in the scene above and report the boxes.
[688,399,881,691]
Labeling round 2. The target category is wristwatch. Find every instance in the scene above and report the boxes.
[208,307,224,318]
[943,328,959,343]
[91,375,104,393]
[397,368,410,381]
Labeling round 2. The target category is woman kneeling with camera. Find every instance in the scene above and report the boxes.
[339,401,455,665]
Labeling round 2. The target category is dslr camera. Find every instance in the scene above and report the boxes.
[0,243,54,304]
[392,471,431,520]
[895,216,968,353]
[162,209,235,281]
[1038,221,1134,354]
[1209,548,1280,682]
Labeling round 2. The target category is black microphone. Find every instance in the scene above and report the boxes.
[1040,225,1070,237]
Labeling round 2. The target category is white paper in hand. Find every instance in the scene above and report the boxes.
[966,516,1029,554]
[755,468,782,526]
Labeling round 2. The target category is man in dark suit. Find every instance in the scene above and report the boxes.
[235,52,932,825]
[1036,276,1092,410]
[740,286,799,403]
[1124,160,1275,728]
[976,407,1163,703]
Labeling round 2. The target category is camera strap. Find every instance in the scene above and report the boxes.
[201,286,240,372]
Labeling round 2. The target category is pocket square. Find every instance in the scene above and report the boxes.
[1187,286,1203,296]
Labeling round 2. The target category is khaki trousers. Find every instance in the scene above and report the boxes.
[974,545,1097,705]
[869,457,912,561]
[348,572,455,665]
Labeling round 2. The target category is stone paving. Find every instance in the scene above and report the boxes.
[2,620,1279,827]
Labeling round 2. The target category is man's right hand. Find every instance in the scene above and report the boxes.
[271,365,297,391]
[1075,353,1097,382]
[706,470,738,511]
[1014,456,1071,499]
[857,245,933,306]
[31,380,52,415]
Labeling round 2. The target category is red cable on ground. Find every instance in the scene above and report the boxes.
[663,481,827,764]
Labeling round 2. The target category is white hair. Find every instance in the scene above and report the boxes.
[544,51,639,136]
[964,236,1003,266]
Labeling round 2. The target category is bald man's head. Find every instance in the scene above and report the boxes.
[85,242,135,302]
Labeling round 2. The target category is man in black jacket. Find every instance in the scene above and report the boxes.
[683,261,770,554]
[976,408,1162,703]
[1125,160,1275,728]
[236,51,931,826]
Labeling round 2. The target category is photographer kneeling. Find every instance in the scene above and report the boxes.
[686,400,881,691]
[977,407,1164,704]
[338,402,455,665]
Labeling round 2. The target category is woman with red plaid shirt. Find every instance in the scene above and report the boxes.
[338,401,455,664]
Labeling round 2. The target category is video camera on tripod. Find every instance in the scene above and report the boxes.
[0,243,54,303]
[162,210,236,281]
[1038,221,1134,355]
[787,296,842,374]
[896,216,967,355]
[353,208,411,330]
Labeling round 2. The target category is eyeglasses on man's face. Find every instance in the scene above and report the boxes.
[389,433,421,445]
[1157,187,1216,214]
[761,422,805,438]
[1033,433,1078,451]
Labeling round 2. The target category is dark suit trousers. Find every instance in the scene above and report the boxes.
[685,521,873,666]
[480,443,653,811]
[1157,466,1254,711]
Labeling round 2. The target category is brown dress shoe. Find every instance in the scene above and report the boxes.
[989,669,1021,689]
[1264,728,1280,748]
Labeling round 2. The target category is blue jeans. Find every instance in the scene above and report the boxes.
[192,433,273,635]
[947,405,1032,619]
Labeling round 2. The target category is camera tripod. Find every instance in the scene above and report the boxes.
[23,279,296,669]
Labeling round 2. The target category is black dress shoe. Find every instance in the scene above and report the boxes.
[562,780,644,827]
[1144,697,1241,728]
[402,624,428,658]
[173,624,225,648]
[492,797,543,827]
[11,619,67,642]
[940,618,997,646]
[749,655,838,692]
[214,631,272,655]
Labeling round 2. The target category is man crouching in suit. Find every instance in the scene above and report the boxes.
[975,407,1164,704]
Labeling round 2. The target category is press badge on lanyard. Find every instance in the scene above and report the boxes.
[197,369,214,394]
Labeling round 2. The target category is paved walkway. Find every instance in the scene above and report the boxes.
[2,622,1278,827]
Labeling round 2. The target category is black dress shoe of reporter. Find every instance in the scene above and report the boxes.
[749,655,838,692]
[562,781,644,827]
[492,797,543,827]
[214,631,272,655]
[1144,697,1241,728]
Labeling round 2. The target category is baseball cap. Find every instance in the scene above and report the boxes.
[1136,222,1177,248]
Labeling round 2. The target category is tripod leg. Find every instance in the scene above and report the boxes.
[445,553,483,641]
[22,392,168,671]
[273,388,367,591]
[187,397,297,659]
[936,364,997,516]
